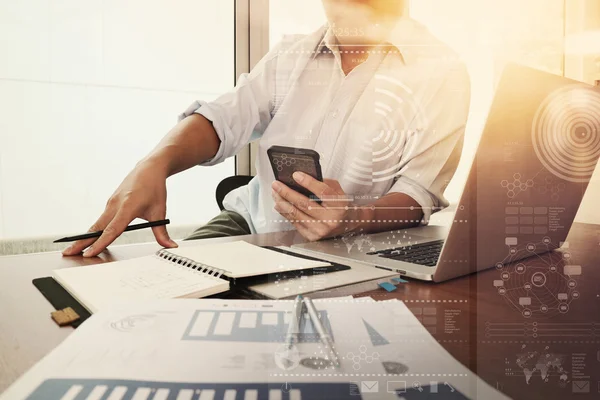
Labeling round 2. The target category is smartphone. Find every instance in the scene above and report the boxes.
[267,145,323,200]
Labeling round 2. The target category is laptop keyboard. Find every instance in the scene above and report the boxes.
[368,239,445,267]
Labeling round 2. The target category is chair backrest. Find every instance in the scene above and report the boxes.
[215,175,254,210]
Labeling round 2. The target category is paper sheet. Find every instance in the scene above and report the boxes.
[53,256,229,313]
[1,299,508,400]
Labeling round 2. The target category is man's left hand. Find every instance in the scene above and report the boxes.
[271,172,366,241]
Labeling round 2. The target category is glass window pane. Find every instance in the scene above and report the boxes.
[0,0,235,240]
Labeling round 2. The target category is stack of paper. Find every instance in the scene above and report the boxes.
[2,298,507,400]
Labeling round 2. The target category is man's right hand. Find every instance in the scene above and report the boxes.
[62,159,178,257]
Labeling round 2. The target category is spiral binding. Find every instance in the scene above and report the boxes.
[155,249,228,279]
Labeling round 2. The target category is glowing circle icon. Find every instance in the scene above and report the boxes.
[531,272,547,287]
[558,303,569,313]
[532,85,600,183]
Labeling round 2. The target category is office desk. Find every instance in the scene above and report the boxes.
[1,223,599,399]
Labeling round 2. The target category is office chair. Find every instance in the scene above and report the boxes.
[215,175,253,210]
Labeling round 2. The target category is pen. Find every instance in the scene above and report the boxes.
[53,219,170,243]
[303,296,340,368]
[284,295,304,351]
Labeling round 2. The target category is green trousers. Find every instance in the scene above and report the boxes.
[184,210,251,241]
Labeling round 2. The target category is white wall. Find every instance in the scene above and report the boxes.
[0,0,235,239]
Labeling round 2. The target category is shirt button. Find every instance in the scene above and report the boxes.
[331,110,338,118]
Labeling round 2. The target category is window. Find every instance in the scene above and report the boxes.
[0,0,235,240]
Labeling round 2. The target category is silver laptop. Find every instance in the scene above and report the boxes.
[294,63,600,282]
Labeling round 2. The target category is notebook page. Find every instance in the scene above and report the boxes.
[53,255,229,313]
[167,241,330,278]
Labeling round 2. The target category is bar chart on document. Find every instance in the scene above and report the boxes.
[182,308,333,343]
[4,300,502,400]
[26,379,359,400]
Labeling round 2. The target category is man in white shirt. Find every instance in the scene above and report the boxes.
[63,0,470,257]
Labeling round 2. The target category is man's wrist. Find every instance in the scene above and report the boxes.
[349,205,375,233]
[138,152,172,179]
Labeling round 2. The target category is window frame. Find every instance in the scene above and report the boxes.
[235,0,270,176]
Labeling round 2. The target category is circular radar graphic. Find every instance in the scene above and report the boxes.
[345,74,428,186]
[532,85,600,183]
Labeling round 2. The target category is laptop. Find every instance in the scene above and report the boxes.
[293,63,600,282]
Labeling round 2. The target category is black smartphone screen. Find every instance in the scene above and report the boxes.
[267,145,323,200]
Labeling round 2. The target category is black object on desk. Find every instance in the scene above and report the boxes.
[227,246,351,287]
[32,277,91,328]
[53,219,170,243]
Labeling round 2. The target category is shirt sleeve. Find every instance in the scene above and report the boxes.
[177,43,283,166]
[388,61,471,224]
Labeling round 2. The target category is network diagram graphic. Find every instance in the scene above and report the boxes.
[492,238,581,318]
[501,173,535,199]
[500,172,566,201]
[344,345,380,371]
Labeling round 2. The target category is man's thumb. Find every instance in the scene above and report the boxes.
[151,220,178,248]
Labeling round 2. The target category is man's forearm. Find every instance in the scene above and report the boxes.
[356,193,424,233]
[140,114,220,177]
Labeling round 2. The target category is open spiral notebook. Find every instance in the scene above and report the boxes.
[53,241,331,313]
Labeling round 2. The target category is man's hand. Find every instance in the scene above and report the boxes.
[272,172,425,241]
[62,160,178,257]
[271,172,366,241]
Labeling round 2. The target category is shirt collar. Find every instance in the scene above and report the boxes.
[314,26,338,58]
[314,17,429,65]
